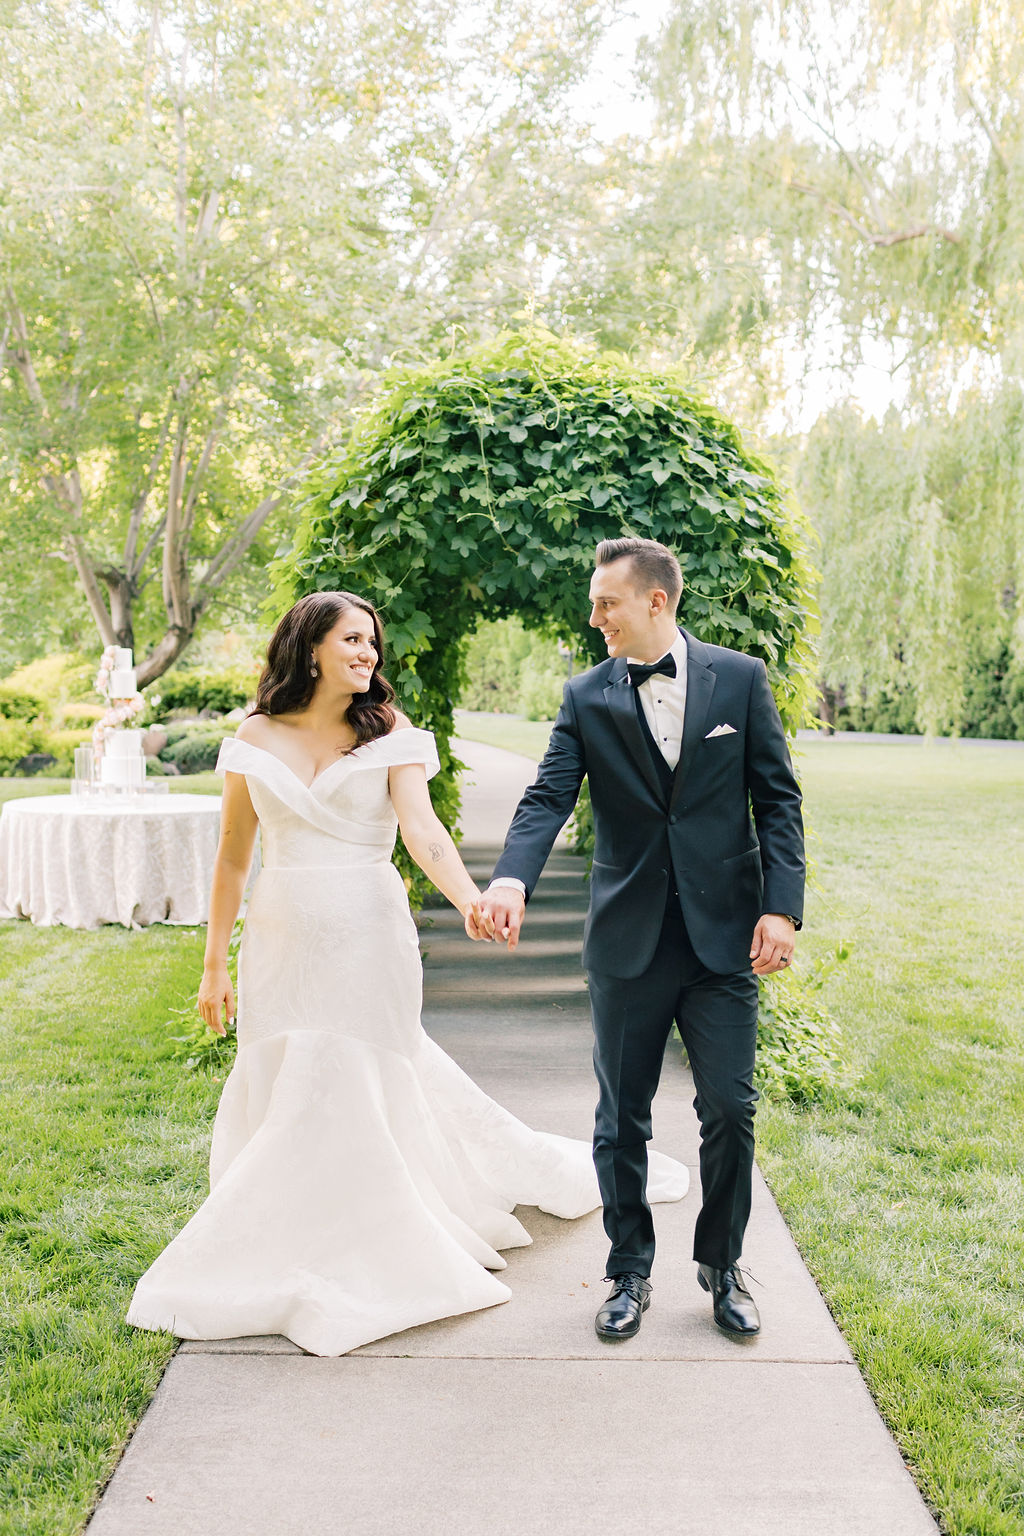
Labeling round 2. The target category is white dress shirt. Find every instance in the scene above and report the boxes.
[488,631,688,899]
[630,631,687,770]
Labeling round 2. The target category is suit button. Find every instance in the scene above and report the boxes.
[668,813,678,824]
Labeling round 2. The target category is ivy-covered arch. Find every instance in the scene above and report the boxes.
[278,331,817,838]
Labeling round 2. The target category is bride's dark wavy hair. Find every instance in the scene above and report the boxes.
[251,591,396,747]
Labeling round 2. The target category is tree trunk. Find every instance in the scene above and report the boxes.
[99,568,138,651]
[136,624,197,687]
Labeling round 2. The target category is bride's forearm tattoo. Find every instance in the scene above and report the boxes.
[428,842,444,863]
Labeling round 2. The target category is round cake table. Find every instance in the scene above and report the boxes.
[0,793,223,929]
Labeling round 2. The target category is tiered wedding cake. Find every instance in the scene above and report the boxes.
[95,647,146,791]
[107,646,138,697]
[100,728,145,789]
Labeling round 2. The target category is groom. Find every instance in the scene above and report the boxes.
[474,537,805,1340]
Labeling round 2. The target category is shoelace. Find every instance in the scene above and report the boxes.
[728,1264,763,1291]
[603,1273,649,1303]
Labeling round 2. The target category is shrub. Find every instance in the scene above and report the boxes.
[154,668,255,716]
[2,653,96,724]
[959,628,1024,740]
[460,618,568,716]
[159,721,235,773]
[833,681,919,735]
[517,654,567,721]
[0,687,45,722]
[754,946,850,1105]
[58,701,105,727]
[35,728,92,775]
[167,923,243,1072]
[1007,670,1024,738]
[161,722,197,747]
[829,625,1024,739]
[0,719,46,774]
[566,779,593,859]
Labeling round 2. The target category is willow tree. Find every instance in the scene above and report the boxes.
[798,391,1024,733]
[588,0,1023,404]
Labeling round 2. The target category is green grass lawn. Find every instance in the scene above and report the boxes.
[0,774,221,809]
[1,737,1022,1534]
[456,717,1024,1536]
[453,709,558,761]
[0,773,222,1536]
[760,737,1024,1536]
[0,924,220,1536]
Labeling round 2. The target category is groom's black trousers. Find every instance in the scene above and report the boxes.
[588,901,759,1276]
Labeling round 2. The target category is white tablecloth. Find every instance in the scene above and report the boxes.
[0,794,223,929]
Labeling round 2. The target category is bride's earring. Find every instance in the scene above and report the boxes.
[310,655,319,678]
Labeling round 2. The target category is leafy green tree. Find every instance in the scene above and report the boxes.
[277,329,817,858]
[0,0,613,682]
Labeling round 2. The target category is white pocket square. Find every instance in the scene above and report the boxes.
[705,723,737,739]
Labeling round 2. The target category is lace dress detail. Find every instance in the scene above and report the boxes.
[126,728,688,1356]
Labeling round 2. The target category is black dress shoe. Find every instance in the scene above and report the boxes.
[595,1272,652,1340]
[697,1263,760,1336]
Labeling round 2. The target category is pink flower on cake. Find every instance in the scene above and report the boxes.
[92,695,146,758]
[95,645,121,700]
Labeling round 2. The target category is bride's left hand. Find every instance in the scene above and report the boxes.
[463,899,494,941]
[198,964,234,1037]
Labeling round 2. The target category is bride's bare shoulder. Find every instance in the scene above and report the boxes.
[236,712,280,745]
[390,710,415,733]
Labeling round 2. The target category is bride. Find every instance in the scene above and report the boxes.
[127,590,688,1356]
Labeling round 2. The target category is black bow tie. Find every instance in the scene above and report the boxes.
[628,655,677,689]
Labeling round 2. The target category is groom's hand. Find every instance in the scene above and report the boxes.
[463,901,495,941]
[477,887,526,951]
[749,913,796,976]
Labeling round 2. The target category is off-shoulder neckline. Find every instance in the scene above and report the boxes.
[221,726,432,792]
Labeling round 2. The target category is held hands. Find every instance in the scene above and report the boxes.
[467,895,791,967]
[462,898,489,941]
[749,913,796,977]
[466,887,526,951]
[198,963,235,1037]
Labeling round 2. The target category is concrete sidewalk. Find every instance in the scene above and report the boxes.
[89,741,939,1536]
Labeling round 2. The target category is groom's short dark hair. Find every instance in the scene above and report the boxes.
[595,538,682,610]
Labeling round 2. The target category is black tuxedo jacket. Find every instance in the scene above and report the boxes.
[492,630,805,979]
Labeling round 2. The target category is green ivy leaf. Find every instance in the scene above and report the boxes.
[687,451,719,477]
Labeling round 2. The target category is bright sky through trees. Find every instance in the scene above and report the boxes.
[566,0,964,428]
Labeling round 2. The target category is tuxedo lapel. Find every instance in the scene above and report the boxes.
[670,632,716,809]
[603,665,667,805]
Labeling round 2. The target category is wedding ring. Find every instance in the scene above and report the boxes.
[779,956,790,965]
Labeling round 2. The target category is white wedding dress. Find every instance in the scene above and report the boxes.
[127,727,689,1356]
